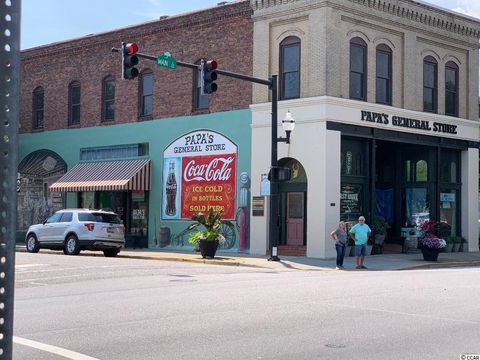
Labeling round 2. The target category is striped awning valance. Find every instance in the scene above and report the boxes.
[49,159,151,192]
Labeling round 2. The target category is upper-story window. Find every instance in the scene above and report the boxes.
[423,56,437,113]
[102,76,115,121]
[445,61,459,117]
[350,37,367,101]
[140,70,153,117]
[280,36,300,100]
[376,44,392,105]
[194,59,208,110]
[32,86,44,129]
[68,81,81,125]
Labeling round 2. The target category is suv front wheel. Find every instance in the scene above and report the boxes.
[26,234,40,253]
[64,235,80,255]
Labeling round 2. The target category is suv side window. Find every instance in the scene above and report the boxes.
[78,212,95,222]
[59,212,73,222]
[45,212,62,223]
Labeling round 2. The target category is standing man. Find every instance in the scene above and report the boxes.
[349,216,371,269]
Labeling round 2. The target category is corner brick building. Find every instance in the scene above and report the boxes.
[18,1,254,251]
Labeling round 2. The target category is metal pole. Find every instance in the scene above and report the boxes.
[0,0,20,357]
[268,75,280,261]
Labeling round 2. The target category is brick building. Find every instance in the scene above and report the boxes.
[18,0,480,259]
[18,1,254,250]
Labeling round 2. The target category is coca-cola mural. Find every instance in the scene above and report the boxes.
[163,130,237,220]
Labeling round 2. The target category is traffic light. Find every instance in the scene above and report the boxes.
[201,59,218,94]
[122,42,139,80]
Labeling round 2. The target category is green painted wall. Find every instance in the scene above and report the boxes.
[19,109,252,250]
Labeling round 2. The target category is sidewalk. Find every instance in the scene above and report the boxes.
[16,245,480,271]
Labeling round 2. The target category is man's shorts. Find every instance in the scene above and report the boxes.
[355,243,368,256]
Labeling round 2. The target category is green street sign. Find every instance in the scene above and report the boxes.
[156,52,177,69]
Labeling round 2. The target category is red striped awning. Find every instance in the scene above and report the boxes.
[49,159,151,192]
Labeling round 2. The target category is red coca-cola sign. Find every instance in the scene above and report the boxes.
[181,154,236,219]
[163,130,238,220]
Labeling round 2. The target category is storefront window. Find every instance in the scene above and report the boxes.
[405,188,429,227]
[80,192,95,209]
[440,190,457,236]
[130,191,148,237]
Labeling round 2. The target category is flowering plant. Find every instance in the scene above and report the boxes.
[421,236,446,249]
[418,219,439,234]
[184,208,233,247]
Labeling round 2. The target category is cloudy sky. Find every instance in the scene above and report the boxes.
[20,0,480,50]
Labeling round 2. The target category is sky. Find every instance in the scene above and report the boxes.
[21,0,480,50]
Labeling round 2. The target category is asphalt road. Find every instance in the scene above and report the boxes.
[13,251,480,360]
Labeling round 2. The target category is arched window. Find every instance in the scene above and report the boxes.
[32,86,44,129]
[194,59,208,110]
[423,56,437,113]
[102,76,115,121]
[445,61,458,117]
[279,36,300,100]
[415,160,428,182]
[139,70,153,117]
[376,44,392,105]
[350,37,367,101]
[68,81,81,125]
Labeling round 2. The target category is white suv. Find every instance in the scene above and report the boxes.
[25,209,125,257]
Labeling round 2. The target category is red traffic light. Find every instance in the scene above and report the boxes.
[124,43,138,55]
[206,60,217,71]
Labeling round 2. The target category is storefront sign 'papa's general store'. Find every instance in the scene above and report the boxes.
[162,130,237,220]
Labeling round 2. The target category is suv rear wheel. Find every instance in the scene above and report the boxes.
[26,234,40,253]
[64,235,80,255]
[103,248,120,257]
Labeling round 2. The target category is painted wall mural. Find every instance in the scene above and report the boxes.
[162,130,237,220]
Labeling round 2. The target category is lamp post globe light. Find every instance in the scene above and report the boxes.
[268,77,295,261]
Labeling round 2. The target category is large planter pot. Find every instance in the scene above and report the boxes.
[374,234,385,245]
[198,239,219,259]
[444,243,453,253]
[404,236,419,253]
[421,247,440,261]
[453,243,461,252]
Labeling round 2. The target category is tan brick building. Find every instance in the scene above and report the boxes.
[249,0,480,258]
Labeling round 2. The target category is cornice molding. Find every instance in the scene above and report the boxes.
[250,0,480,41]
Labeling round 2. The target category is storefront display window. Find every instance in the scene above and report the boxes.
[130,191,148,237]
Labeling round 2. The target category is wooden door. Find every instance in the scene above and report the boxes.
[286,192,304,245]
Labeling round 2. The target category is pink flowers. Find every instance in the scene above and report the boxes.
[419,219,439,234]
[421,236,446,249]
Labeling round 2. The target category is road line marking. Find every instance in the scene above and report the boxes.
[13,336,100,360]
[16,264,50,268]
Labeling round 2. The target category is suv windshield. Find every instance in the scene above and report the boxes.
[78,212,121,224]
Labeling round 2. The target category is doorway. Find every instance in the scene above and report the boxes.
[286,192,304,245]
[278,158,307,247]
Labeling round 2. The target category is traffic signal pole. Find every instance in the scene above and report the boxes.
[112,46,281,261]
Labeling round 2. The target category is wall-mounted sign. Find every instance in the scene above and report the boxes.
[440,192,455,202]
[252,196,265,216]
[340,184,362,222]
[162,130,237,220]
[360,110,457,135]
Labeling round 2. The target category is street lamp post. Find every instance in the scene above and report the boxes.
[268,75,295,261]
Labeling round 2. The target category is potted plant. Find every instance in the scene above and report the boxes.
[184,208,234,259]
[444,235,455,253]
[452,235,463,252]
[459,237,468,252]
[420,234,446,261]
[372,216,390,252]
